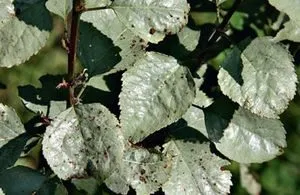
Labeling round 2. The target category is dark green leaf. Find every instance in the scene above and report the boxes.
[78,21,121,77]
[0,166,47,195]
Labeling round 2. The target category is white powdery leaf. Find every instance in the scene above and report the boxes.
[218,37,297,118]
[42,103,124,180]
[106,147,172,195]
[0,103,25,148]
[85,0,112,8]
[111,0,190,43]
[162,141,232,195]
[215,107,286,163]
[177,26,201,51]
[0,9,49,68]
[273,20,300,43]
[81,9,147,72]
[120,52,195,143]
[268,0,300,25]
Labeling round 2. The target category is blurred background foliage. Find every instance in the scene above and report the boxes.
[1,0,300,194]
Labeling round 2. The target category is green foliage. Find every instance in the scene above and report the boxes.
[0,0,300,194]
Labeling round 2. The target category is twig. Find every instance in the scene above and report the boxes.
[67,0,82,107]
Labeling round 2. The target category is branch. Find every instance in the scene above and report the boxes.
[67,0,82,107]
[191,0,242,71]
[207,0,242,46]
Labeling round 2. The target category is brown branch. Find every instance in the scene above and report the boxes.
[67,0,82,107]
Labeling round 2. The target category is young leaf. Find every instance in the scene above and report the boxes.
[105,147,172,195]
[0,0,50,68]
[81,10,147,73]
[45,0,72,21]
[110,0,190,43]
[0,166,47,195]
[273,20,300,43]
[119,52,195,143]
[218,37,297,118]
[162,141,232,195]
[42,103,124,181]
[215,107,286,163]
[0,104,25,147]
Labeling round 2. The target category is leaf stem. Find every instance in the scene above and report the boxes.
[67,0,82,107]
[191,0,242,72]
[207,0,242,46]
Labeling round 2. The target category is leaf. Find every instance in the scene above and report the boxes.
[110,0,190,43]
[18,75,68,115]
[162,141,232,195]
[22,99,66,118]
[273,20,300,43]
[0,104,25,147]
[78,21,122,76]
[0,166,47,195]
[84,0,112,9]
[42,103,124,181]
[37,177,68,195]
[0,134,30,173]
[105,147,171,195]
[240,164,261,195]
[81,10,147,72]
[268,0,300,25]
[215,107,286,163]
[0,0,51,68]
[72,177,100,195]
[119,52,195,143]
[177,26,201,51]
[45,0,72,21]
[218,37,297,118]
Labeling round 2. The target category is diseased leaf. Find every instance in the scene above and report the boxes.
[182,106,207,138]
[22,99,65,119]
[162,141,232,195]
[273,20,300,43]
[218,37,297,118]
[85,0,111,9]
[0,166,47,195]
[177,26,200,51]
[0,104,25,148]
[106,147,171,195]
[81,10,147,72]
[215,107,286,163]
[0,0,51,68]
[120,52,195,143]
[268,0,300,25]
[42,103,124,181]
[111,0,190,43]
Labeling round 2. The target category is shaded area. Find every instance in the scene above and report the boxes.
[0,82,6,89]
[13,0,52,31]
[78,21,122,77]
[203,96,237,142]
[18,74,68,106]
[0,166,47,195]
[0,133,31,173]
